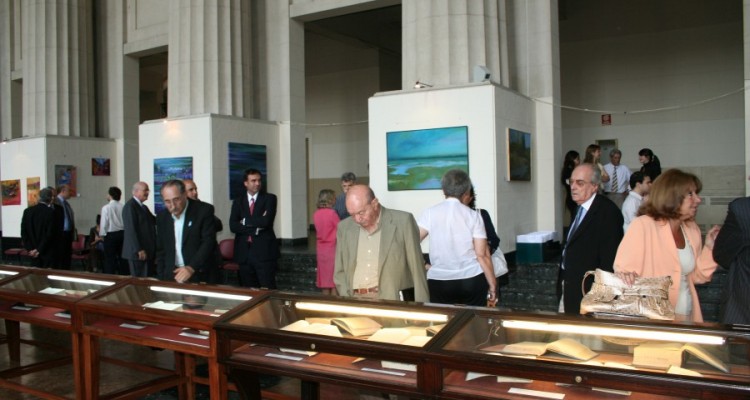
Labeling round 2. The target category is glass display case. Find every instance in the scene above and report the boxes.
[76,279,263,400]
[215,292,461,400]
[0,269,127,400]
[430,309,750,400]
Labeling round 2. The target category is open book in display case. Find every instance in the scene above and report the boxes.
[214,292,461,399]
[429,309,750,400]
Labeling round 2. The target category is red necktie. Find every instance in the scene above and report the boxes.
[247,198,255,243]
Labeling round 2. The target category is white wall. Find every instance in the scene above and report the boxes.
[0,136,119,237]
[369,83,537,253]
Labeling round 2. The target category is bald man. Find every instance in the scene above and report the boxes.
[122,182,156,276]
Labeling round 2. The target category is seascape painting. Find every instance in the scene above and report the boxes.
[228,143,267,200]
[507,128,531,181]
[386,126,469,191]
[153,157,193,213]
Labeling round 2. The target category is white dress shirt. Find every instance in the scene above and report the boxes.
[603,163,631,193]
[621,191,643,231]
[99,199,124,236]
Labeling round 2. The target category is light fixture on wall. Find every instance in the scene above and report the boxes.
[472,65,491,83]
[414,81,433,89]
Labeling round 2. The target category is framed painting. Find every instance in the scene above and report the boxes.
[386,126,469,191]
[27,177,40,206]
[55,165,77,195]
[153,157,193,214]
[507,128,531,181]
[1,179,21,206]
[92,157,111,176]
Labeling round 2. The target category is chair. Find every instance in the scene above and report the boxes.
[71,234,90,270]
[219,238,241,285]
[3,247,25,265]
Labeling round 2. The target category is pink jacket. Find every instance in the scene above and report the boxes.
[613,215,717,322]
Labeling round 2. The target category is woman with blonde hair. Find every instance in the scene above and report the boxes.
[313,189,339,295]
[583,144,609,189]
[614,169,720,322]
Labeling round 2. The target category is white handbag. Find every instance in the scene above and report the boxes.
[491,248,508,277]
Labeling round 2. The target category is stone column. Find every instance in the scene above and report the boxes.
[402,0,506,88]
[23,0,95,137]
[168,0,252,118]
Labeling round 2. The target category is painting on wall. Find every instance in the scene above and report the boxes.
[27,177,40,207]
[153,156,193,214]
[386,126,469,191]
[507,128,531,181]
[92,157,111,176]
[55,165,77,195]
[1,179,21,206]
[228,142,267,200]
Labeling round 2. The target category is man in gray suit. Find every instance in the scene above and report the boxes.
[122,182,156,277]
[714,196,750,325]
[334,185,428,302]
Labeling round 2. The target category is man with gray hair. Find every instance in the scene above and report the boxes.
[21,187,58,268]
[559,163,623,314]
[417,169,496,306]
[333,172,356,220]
[603,149,631,208]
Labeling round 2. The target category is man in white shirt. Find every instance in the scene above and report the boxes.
[622,171,652,231]
[603,149,631,208]
[99,186,126,275]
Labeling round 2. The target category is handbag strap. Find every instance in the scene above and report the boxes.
[581,270,596,295]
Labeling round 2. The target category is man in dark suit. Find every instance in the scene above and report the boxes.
[21,187,58,268]
[229,168,279,288]
[713,196,750,325]
[559,163,624,315]
[155,179,218,283]
[55,184,76,269]
[122,181,156,277]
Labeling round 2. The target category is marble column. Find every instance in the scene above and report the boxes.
[402,0,507,88]
[168,0,252,118]
[23,0,95,137]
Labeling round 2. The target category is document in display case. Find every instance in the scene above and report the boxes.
[431,310,750,400]
[76,279,262,400]
[215,292,460,399]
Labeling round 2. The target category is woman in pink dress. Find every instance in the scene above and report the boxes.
[313,189,340,295]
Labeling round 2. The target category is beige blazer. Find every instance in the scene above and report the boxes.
[614,215,717,322]
[334,206,429,302]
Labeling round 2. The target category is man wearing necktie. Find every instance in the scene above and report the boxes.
[558,163,624,315]
[122,182,157,277]
[56,184,76,269]
[603,149,631,208]
[229,168,279,288]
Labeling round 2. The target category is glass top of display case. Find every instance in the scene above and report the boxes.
[0,269,122,300]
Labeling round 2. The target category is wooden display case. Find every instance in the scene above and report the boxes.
[76,279,263,400]
[0,268,126,399]
[215,292,461,400]
[429,310,750,399]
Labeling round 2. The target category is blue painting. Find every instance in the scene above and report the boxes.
[153,157,193,214]
[507,128,531,181]
[386,126,469,191]
[228,143,267,200]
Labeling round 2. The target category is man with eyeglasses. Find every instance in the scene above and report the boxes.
[559,163,623,315]
[334,185,429,302]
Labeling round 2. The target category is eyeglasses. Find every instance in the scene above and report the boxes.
[570,179,595,187]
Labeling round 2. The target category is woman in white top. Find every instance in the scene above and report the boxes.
[417,169,496,306]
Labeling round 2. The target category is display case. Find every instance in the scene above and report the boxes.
[429,309,750,399]
[215,292,461,400]
[76,279,263,400]
[0,269,126,400]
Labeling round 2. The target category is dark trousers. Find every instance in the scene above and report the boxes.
[128,259,153,277]
[57,233,73,270]
[103,230,127,275]
[239,260,277,289]
[428,273,488,306]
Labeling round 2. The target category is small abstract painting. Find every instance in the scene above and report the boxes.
[153,157,193,214]
[507,128,531,181]
[1,179,21,206]
[228,143,267,200]
[386,126,469,191]
[27,177,40,206]
[92,158,111,176]
[55,165,77,195]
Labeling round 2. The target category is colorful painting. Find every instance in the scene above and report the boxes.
[27,177,40,207]
[507,128,531,181]
[92,157,111,176]
[1,179,21,206]
[228,143,267,200]
[153,157,193,214]
[386,126,469,191]
[55,165,77,195]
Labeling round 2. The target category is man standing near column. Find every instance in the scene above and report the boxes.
[122,182,156,277]
[21,187,58,268]
[229,169,279,288]
[56,184,76,269]
[603,149,631,208]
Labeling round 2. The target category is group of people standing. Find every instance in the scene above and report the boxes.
[20,184,76,269]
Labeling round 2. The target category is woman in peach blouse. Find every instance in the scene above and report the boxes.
[614,169,720,322]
